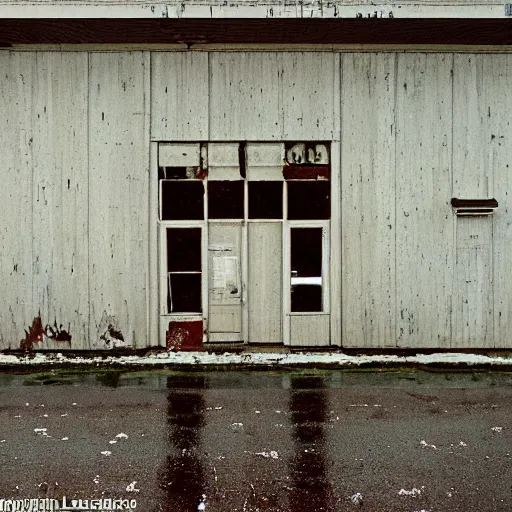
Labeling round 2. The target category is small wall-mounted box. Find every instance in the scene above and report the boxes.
[451,198,498,216]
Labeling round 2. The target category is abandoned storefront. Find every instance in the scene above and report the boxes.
[1,17,512,351]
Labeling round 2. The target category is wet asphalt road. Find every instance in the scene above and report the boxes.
[0,370,511,511]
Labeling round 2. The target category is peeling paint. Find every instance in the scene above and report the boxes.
[100,324,128,348]
[166,320,203,351]
[20,317,72,352]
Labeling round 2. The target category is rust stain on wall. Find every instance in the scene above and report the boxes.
[20,316,72,352]
[166,320,203,352]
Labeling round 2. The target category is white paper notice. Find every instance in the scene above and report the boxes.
[212,257,226,289]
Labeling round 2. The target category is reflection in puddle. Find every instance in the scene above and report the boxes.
[289,376,334,511]
[159,376,206,511]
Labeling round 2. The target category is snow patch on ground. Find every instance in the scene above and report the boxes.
[1,352,512,367]
[398,487,423,497]
[349,492,363,504]
[126,481,139,492]
[255,451,279,459]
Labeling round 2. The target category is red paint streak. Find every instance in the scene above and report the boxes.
[166,320,203,352]
[20,317,72,352]
[283,165,330,180]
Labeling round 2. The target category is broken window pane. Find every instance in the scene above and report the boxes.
[287,181,330,220]
[248,181,283,219]
[168,273,202,313]
[290,227,323,312]
[208,181,244,219]
[161,181,204,220]
[167,228,202,272]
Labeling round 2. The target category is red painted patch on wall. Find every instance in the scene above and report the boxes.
[166,320,203,352]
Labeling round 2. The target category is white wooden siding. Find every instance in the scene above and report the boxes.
[0,52,35,350]
[88,52,150,349]
[289,315,330,347]
[486,55,512,348]
[209,52,335,141]
[452,217,493,348]
[395,53,454,348]
[3,49,512,350]
[151,53,209,141]
[248,223,283,344]
[452,54,494,348]
[341,53,397,348]
[31,52,90,350]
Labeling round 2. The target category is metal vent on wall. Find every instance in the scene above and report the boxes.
[451,198,498,217]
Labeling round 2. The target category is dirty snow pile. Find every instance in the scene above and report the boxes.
[1,351,512,367]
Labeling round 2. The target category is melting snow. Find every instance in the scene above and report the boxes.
[126,481,140,492]
[197,495,207,511]
[398,488,423,497]
[2,352,512,368]
[349,493,363,504]
[255,451,279,459]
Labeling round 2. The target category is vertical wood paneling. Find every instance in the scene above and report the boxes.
[89,52,149,349]
[452,54,493,348]
[210,52,282,140]
[396,53,453,349]
[151,52,209,141]
[0,52,34,349]
[210,52,334,141]
[31,52,89,350]
[486,55,512,348]
[452,218,493,348]
[453,55,489,198]
[248,223,282,344]
[290,315,330,347]
[280,52,335,140]
[341,53,396,348]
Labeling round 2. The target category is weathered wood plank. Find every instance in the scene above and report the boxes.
[151,52,209,141]
[210,52,282,140]
[453,54,489,199]
[289,315,330,347]
[341,53,396,348]
[452,54,494,348]
[452,217,493,348]
[210,52,335,140]
[31,52,89,350]
[89,52,149,349]
[395,53,453,348]
[0,52,34,350]
[248,223,282,344]
[281,52,335,140]
[485,55,512,349]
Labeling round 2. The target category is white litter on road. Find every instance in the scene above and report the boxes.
[398,488,423,497]
[491,426,503,432]
[115,433,128,439]
[1,352,511,368]
[255,451,279,459]
[126,481,140,492]
[420,440,437,450]
[100,451,112,456]
[349,493,363,504]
